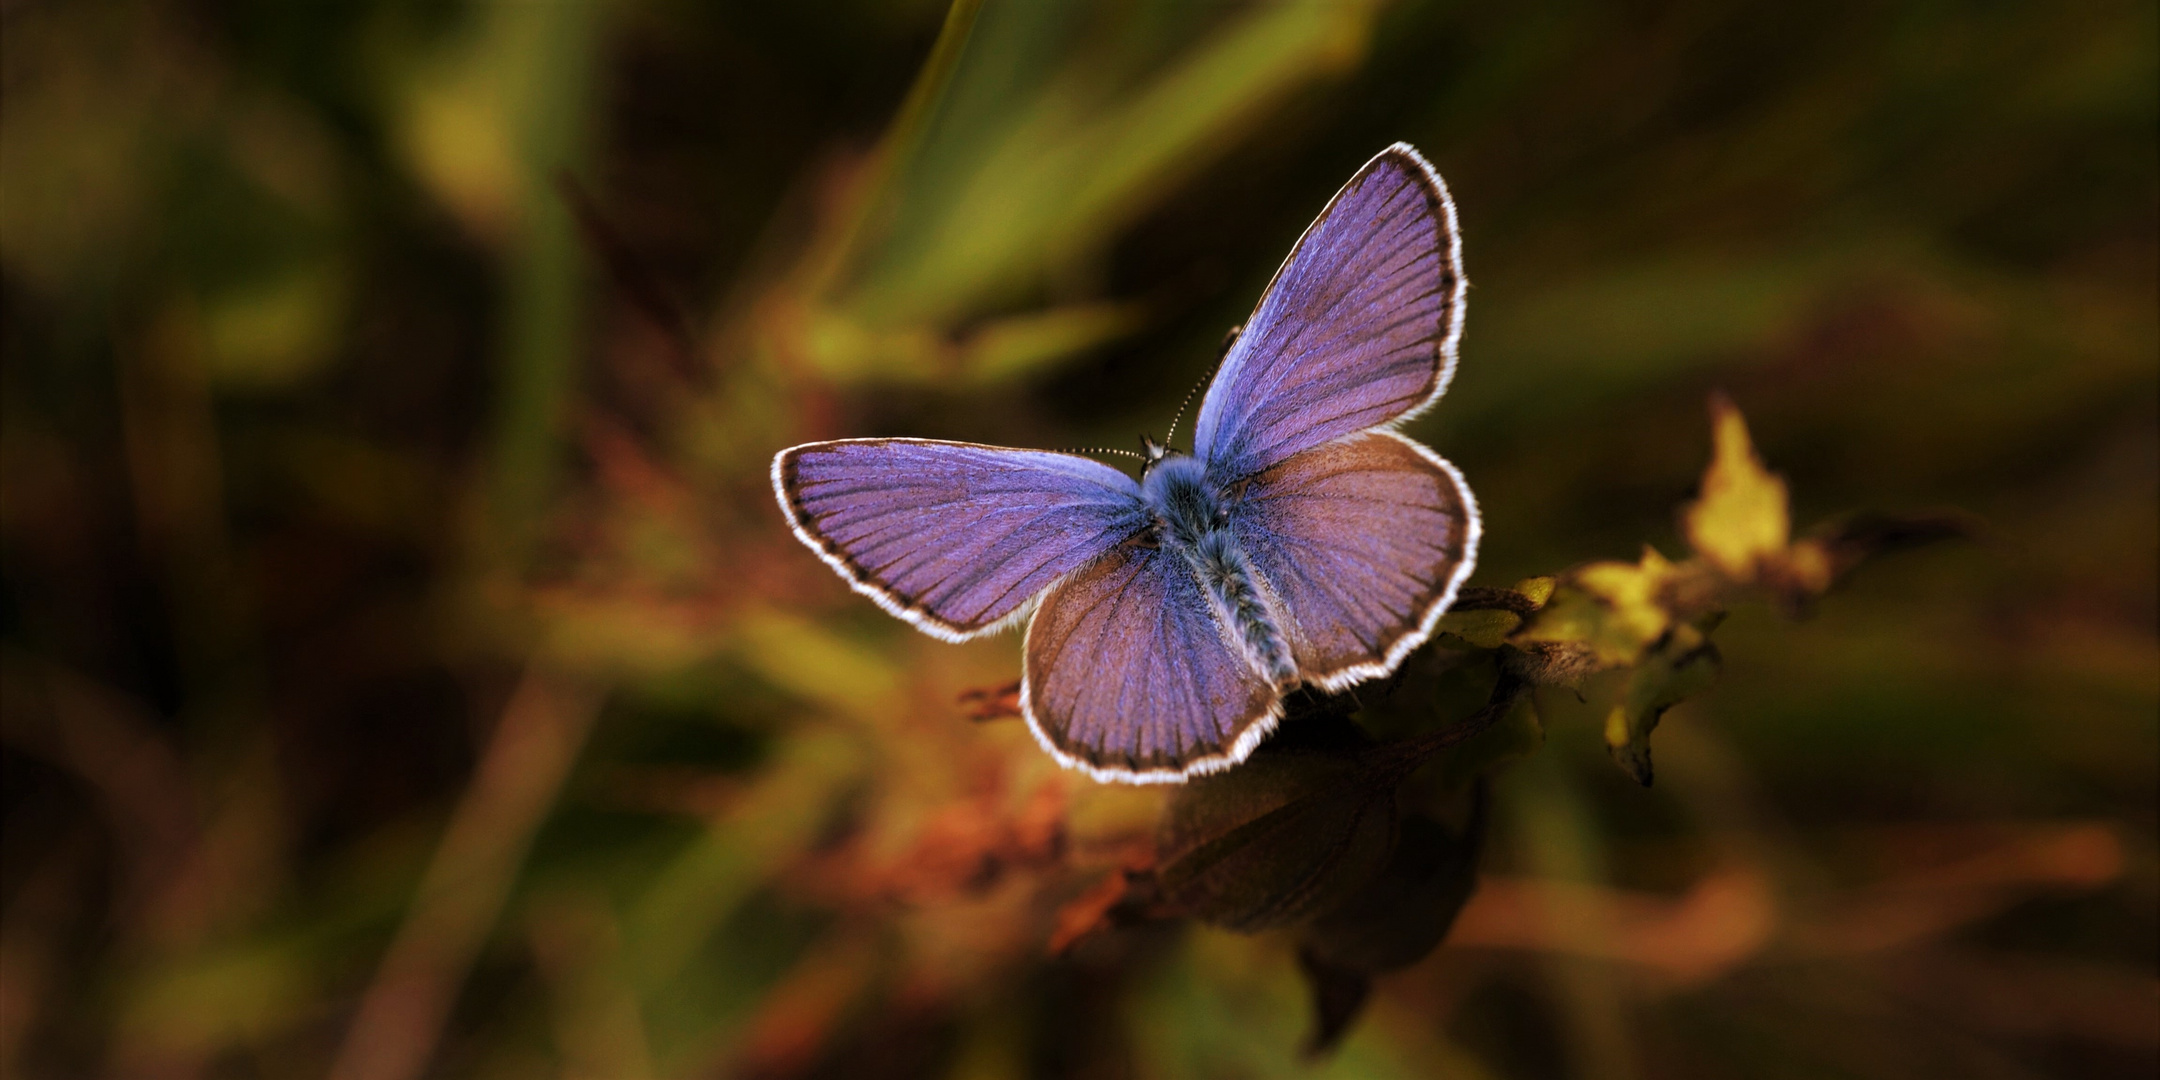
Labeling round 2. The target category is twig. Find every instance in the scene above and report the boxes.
[326,663,604,1080]
[1365,671,1528,778]
[555,171,702,380]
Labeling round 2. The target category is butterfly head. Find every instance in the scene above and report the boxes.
[1139,434,1184,476]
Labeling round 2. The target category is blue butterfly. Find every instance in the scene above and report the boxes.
[773,143,1480,784]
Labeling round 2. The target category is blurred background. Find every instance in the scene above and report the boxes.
[2,1,2154,1077]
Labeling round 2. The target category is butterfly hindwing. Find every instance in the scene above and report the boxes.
[1023,543,1279,783]
[1192,143,1464,483]
[774,439,1149,640]
[1230,430,1478,690]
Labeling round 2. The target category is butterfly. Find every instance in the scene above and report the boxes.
[772,143,1480,784]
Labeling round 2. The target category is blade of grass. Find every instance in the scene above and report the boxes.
[796,0,987,299]
[481,0,604,566]
[325,664,604,1080]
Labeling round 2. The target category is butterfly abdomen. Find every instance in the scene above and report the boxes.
[1193,532,1298,688]
[1142,456,1298,689]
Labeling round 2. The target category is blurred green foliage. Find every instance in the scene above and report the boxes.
[2,1,2153,1079]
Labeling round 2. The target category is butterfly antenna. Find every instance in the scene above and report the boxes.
[1063,446,1149,462]
[1163,323,1241,448]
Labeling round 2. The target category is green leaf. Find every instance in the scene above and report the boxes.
[1511,576,1558,607]
[1500,640,1602,690]
[1298,806,1485,977]
[1683,393,1792,582]
[1426,692,1543,796]
[1355,646,1493,743]
[1432,608,1521,650]
[1294,795,1489,1056]
[1602,622,1721,786]
[1515,547,1686,668]
[1771,509,1977,613]
[1152,732,1398,933]
[1292,950,1372,1062]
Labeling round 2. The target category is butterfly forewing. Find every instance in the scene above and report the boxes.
[1192,144,1464,483]
[774,439,1149,640]
[1023,544,1279,783]
[1230,431,1478,689]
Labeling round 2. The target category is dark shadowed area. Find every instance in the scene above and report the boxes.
[2,1,2154,1078]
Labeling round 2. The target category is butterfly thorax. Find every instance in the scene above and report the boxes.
[1140,456,1299,689]
[1139,455,1220,547]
